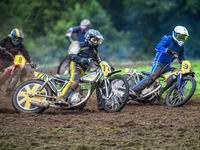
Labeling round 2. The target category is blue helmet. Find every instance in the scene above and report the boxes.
[10,28,24,46]
[85,29,104,47]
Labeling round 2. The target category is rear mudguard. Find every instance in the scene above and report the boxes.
[107,70,121,77]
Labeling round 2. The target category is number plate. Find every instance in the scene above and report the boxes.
[13,54,26,67]
[182,60,191,74]
[125,68,137,75]
[34,72,51,81]
[100,61,111,76]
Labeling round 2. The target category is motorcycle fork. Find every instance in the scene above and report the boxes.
[29,79,50,98]
[177,71,184,96]
[102,77,113,99]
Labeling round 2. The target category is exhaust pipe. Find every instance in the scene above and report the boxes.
[30,98,50,108]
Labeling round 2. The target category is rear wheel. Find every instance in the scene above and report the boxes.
[165,76,196,107]
[123,74,136,89]
[12,80,52,113]
[57,55,69,75]
[97,75,129,112]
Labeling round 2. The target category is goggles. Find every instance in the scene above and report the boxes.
[91,37,102,44]
[175,33,188,42]
[13,36,23,42]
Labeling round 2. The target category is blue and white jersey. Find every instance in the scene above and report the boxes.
[154,35,186,65]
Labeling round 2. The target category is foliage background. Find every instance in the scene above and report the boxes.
[0,0,200,65]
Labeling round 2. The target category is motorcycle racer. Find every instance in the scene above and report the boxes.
[130,26,189,97]
[0,28,37,74]
[55,29,104,106]
[66,19,91,42]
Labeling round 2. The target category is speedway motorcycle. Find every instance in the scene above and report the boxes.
[124,52,196,107]
[0,54,29,96]
[12,61,129,113]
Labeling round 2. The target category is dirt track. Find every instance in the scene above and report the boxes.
[0,67,200,149]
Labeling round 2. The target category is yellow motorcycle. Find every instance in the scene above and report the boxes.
[12,61,129,113]
[124,52,196,107]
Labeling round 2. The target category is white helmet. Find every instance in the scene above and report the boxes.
[172,26,189,46]
[80,19,91,29]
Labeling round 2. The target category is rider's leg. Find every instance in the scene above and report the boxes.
[157,65,176,97]
[55,62,83,105]
[158,80,174,97]
[130,63,163,96]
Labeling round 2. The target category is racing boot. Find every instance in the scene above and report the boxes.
[55,86,73,106]
[157,78,175,99]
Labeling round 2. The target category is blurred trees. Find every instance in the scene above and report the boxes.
[0,0,200,65]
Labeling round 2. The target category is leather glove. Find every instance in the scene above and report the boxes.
[0,47,6,53]
[166,48,177,56]
[30,62,37,69]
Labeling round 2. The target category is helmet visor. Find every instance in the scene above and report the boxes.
[175,33,188,42]
[13,36,23,42]
[91,37,102,44]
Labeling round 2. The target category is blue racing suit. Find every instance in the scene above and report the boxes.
[131,35,186,93]
[66,26,88,42]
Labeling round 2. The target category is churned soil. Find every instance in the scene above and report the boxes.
[0,67,200,150]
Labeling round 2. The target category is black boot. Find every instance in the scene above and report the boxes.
[158,78,175,97]
[54,97,69,106]
[55,86,73,106]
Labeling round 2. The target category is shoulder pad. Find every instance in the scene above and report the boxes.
[68,43,80,55]
[79,42,88,48]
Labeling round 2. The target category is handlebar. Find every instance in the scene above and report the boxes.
[171,52,182,64]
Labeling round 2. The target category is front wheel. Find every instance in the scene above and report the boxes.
[165,76,196,107]
[6,67,22,96]
[12,80,52,113]
[97,75,129,113]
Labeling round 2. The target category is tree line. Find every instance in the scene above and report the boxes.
[0,0,200,64]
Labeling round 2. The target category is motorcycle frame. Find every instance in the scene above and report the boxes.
[31,67,118,107]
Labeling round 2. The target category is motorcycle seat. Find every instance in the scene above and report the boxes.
[141,70,151,76]
[54,74,70,81]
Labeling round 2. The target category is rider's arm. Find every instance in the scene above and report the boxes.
[68,43,88,64]
[19,43,32,63]
[66,28,73,41]
[155,36,170,53]
[93,49,102,63]
[66,26,81,42]
[0,36,8,48]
